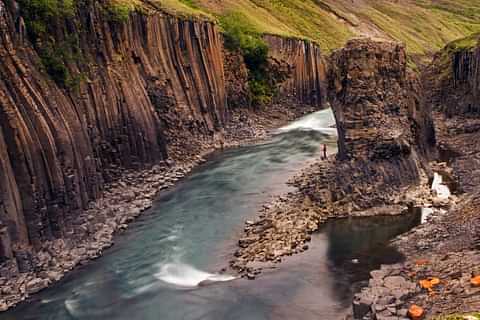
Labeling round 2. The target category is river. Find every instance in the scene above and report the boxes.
[1,109,421,320]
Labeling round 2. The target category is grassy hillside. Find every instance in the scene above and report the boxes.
[157,0,480,58]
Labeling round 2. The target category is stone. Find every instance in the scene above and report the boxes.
[353,294,374,319]
[26,278,49,295]
[0,302,8,312]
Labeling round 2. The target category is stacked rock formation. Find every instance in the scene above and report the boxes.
[328,38,435,162]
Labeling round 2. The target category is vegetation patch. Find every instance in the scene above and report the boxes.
[220,12,277,107]
[105,0,138,23]
[168,0,480,56]
[18,0,81,88]
[444,32,480,54]
[18,0,75,42]
[434,32,480,82]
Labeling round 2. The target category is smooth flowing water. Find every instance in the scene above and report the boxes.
[2,110,421,320]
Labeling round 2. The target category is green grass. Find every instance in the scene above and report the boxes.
[433,32,480,82]
[19,0,480,56]
[163,0,480,55]
[444,32,480,53]
[219,12,276,106]
[105,0,138,22]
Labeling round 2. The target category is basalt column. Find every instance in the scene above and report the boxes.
[0,0,227,269]
[265,35,328,107]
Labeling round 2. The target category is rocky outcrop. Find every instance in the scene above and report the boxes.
[426,34,480,116]
[329,39,435,162]
[309,39,436,215]
[223,48,250,109]
[0,0,226,272]
[265,35,328,107]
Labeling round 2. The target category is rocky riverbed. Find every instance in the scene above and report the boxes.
[0,103,315,312]
[350,114,480,319]
[230,154,439,278]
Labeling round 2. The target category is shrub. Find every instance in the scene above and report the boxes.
[18,0,75,41]
[18,0,81,88]
[220,12,275,107]
[106,0,134,23]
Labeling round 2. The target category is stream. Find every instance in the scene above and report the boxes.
[1,109,422,320]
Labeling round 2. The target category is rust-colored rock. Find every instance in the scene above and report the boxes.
[408,304,425,320]
[471,276,480,287]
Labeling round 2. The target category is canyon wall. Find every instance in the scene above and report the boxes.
[427,36,480,116]
[265,35,328,107]
[0,0,329,276]
[0,0,226,267]
[315,39,437,212]
[426,36,480,193]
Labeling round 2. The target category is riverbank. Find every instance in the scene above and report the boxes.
[0,103,316,312]
[350,114,480,319]
[229,150,439,277]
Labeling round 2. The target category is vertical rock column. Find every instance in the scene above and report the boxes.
[264,35,328,108]
[328,38,435,162]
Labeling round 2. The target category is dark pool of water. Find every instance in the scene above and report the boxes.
[0,110,421,320]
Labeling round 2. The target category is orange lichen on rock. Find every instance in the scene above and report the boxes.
[419,277,441,291]
[471,276,480,287]
[429,277,440,285]
[408,304,425,320]
[420,279,433,290]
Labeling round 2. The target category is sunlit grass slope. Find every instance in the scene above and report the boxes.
[154,0,480,56]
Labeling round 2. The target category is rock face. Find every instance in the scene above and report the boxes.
[0,0,227,268]
[223,49,250,109]
[351,36,480,320]
[265,35,328,107]
[328,39,435,162]
[0,0,329,286]
[427,35,480,116]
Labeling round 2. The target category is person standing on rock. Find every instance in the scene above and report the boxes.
[322,144,327,160]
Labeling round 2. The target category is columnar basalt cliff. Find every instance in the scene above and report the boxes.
[265,35,328,107]
[0,0,332,307]
[427,35,480,117]
[0,0,227,273]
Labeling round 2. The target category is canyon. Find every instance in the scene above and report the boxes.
[0,0,479,319]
